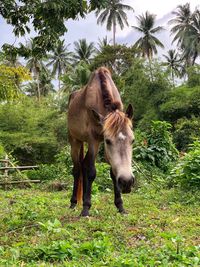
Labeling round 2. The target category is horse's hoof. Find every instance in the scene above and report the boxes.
[80,209,89,217]
[119,209,128,215]
[69,203,76,209]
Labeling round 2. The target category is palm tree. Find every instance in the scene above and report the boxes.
[132,11,164,59]
[26,39,45,101]
[47,40,73,90]
[97,36,110,53]
[24,67,55,97]
[169,3,192,46]
[95,0,134,46]
[163,49,183,86]
[73,39,96,64]
[184,10,200,65]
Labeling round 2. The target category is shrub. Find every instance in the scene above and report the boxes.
[133,121,178,171]
[173,116,200,151]
[0,98,67,164]
[25,146,73,183]
[0,143,5,158]
[95,162,112,191]
[169,140,200,190]
[160,85,200,122]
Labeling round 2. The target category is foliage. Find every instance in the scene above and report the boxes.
[162,49,183,85]
[61,61,91,92]
[0,97,67,164]
[134,121,178,171]
[170,140,200,189]
[160,85,200,122]
[95,0,134,45]
[47,40,73,90]
[73,39,96,64]
[0,188,200,266]
[91,44,137,75]
[169,3,200,66]
[173,116,200,151]
[0,143,5,159]
[132,11,164,59]
[95,162,112,191]
[122,59,170,126]
[0,0,108,54]
[187,65,200,87]
[0,64,31,101]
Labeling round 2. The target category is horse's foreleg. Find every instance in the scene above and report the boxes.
[110,169,126,214]
[80,142,99,217]
[81,159,96,216]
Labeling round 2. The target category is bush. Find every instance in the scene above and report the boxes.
[173,116,200,151]
[133,121,178,171]
[25,146,73,183]
[187,65,200,87]
[95,162,111,191]
[0,143,5,159]
[160,85,200,122]
[0,97,67,164]
[169,140,200,190]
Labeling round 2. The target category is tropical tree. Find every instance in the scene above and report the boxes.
[24,67,55,97]
[0,65,31,101]
[169,4,200,66]
[132,11,164,59]
[169,3,192,46]
[95,0,134,46]
[97,36,110,53]
[169,3,193,66]
[47,40,73,90]
[0,1,109,54]
[185,10,200,65]
[163,49,183,86]
[73,39,96,64]
[26,39,46,101]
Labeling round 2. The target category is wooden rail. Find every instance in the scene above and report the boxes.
[0,155,40,187]
[0,166,38,170]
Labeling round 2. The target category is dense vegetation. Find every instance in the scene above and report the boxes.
[0,1,200,266]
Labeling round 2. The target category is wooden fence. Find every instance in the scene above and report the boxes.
[0,155,40,188]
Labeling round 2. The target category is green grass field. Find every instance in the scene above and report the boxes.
[0,187,200,266]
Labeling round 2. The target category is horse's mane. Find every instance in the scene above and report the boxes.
[103,110,132,138]
[98,67,122,112]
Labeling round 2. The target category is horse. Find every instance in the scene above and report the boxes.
[67,67,135,216]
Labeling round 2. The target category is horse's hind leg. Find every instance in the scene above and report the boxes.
[69,138,83,209]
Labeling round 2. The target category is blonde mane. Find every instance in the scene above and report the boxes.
[103,110,132,138]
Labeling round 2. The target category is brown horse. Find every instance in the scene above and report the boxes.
[68,67,135,216]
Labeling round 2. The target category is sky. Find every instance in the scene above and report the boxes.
[0,0,200,53]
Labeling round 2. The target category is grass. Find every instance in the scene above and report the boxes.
[0,186,200,266]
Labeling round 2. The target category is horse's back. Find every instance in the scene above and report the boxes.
[67,67,123,142]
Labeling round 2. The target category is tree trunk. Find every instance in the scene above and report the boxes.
[148,55,153,82]
[171,69,175,88]
[113,22,116,46]
[37,72,41,102]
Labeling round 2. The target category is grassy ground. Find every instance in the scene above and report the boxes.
[0,186,200,266]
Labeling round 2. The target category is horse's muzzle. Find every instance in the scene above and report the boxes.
[118,176,135,194]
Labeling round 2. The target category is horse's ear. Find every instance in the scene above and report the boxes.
[126,104,133,120]
[91,109,104,125]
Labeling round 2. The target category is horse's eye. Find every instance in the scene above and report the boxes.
[105,139,112,145]
[131,139,135,144]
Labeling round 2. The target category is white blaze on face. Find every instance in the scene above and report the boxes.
[104,130,133,181]
[118,132,126,141]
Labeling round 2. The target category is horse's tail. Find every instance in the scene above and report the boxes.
[77,143,84,205]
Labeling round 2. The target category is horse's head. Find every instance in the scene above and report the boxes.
[92,104,135,193]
